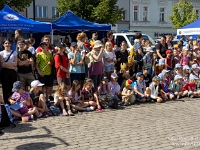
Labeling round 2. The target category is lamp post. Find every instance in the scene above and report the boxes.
[33,0,35,20]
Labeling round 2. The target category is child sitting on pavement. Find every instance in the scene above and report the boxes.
[121,79,135,106]
[9,81,41,120]
[133,72,150,102]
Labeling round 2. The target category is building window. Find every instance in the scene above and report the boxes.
[134,6,139,21]
[143,6,148,21]
[159,7,165,22]
[35,6,47,18]
[122,10,126,20]
[52,7,59,18]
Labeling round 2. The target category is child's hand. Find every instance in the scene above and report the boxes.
[10,99,16,105]
[97,105,101,109]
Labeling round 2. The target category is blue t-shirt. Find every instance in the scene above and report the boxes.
[142,54,152,65]
[68,52,82,73]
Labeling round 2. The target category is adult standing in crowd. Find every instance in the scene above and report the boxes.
[36,35,55,54]
[179,35,185,46]
[166,35,173,49]
[107,31,116,47]
[134,33,144,71]
[12,29,23,51]
[64,36,71,48]
[156,36,168,59]
[77,32,89,88]
[17,40,35,91]
[0,39,17,104]
[0,37,3,51]
[36,42,53,101]
[89,40,104,88]
[89,32,98,48]
[54,43,70,90]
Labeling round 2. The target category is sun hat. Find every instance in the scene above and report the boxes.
[125,79,135,87]
[175,63,182,69]
[174,75,183,81]
[93,40,103,48]
[12,81,23,92]
[159,59,165,65]
[146,47,154,52]
[136,72,143,77]
[191,64,200,69]
[183,65,190,70]
[189,74,198,80]
[71,42,77,47]
[31,80,44,87]
[111,73,118,78]
[152,76,161,81]
[158,73,164,79]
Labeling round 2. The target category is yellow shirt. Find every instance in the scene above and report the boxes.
[36,51,53,75]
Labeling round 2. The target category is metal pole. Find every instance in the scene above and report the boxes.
[33,0,36,20]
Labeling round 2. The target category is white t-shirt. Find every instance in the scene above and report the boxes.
[103,51,116,66]
[53,93,68,103]
[28,46,35,54]
[0,50,17,63]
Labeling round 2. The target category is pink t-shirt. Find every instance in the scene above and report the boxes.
[181,56,189,66]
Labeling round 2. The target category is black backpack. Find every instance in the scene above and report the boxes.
[99,94,118,109]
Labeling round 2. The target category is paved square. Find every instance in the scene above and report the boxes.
[1,98,200,150]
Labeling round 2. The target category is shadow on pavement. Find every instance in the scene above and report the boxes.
[15,142,57,150]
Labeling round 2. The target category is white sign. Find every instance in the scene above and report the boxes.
[177,28,200,35]
[3,14,19,21]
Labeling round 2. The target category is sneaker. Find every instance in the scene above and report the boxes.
[90,106,95,111]
[28,115,34,120]
[38,112,43,118]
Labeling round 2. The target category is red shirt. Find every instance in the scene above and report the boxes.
[166,57,172,67]
[54,53,69,78]
[109,39,116,47]
[182,83,196,91]
[36,46,56,53]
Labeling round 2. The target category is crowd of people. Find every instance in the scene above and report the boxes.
[0,29,199,121]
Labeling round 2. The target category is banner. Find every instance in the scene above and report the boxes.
[177,28,200,35]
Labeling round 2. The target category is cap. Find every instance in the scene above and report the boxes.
[175,63,182,69]
[189,36,193,40]
[146,47,154,52]
[191,64,200,69]
[174,75,183,81]
[183,65,190,70]
[189,74,198,80]
[12,81,22,92]
[159,59,165,65]
[39,42,47,46]
[57,42,66,47]
[136,72,143,77]
[143,64,151,70]
[71,42,77,47]
[158,73,164,79]
[162,69,170,75]
[111,73,118,78]
[31,80,44,87]
[93,40,103,48]
[125,79,135,87]
[102,76,109,82]
[152,76,161,81]
[166,49,172,55]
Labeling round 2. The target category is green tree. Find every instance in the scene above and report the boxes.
[57,0,124,25]
[0,0,33,11]
[169,0,198,29]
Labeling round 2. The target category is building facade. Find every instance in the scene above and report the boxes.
[129,0,200,39]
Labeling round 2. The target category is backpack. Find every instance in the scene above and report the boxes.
[49,105,61,116]
[98,94,118,109]
[0,104,15,128]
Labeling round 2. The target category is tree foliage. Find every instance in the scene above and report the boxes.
[57,0,124,25]
[168,0,198,29]
[0,0,33,11]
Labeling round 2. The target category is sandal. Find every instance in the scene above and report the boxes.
[62,111,68,116]
[96,109,104,112]
[68,110,74,116]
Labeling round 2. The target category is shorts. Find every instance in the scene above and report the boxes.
[135,94,144,100]
[57,77,71,86]
[70,73,81,83]
[38,74,53,87]
[18,73,35,87]
[104,64,114,72]
[80,73,86,80]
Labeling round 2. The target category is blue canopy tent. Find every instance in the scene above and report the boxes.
[0,5,51,32]
[52,10,111,31]
[177,19,200,39]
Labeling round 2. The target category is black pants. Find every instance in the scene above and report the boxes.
[1,68,17,104]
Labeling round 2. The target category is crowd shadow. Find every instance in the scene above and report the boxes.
[15,142,56,150]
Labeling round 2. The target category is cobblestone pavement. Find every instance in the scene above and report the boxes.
[1,95,200,150]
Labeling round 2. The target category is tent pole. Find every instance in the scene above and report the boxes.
[51,30,54,44]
